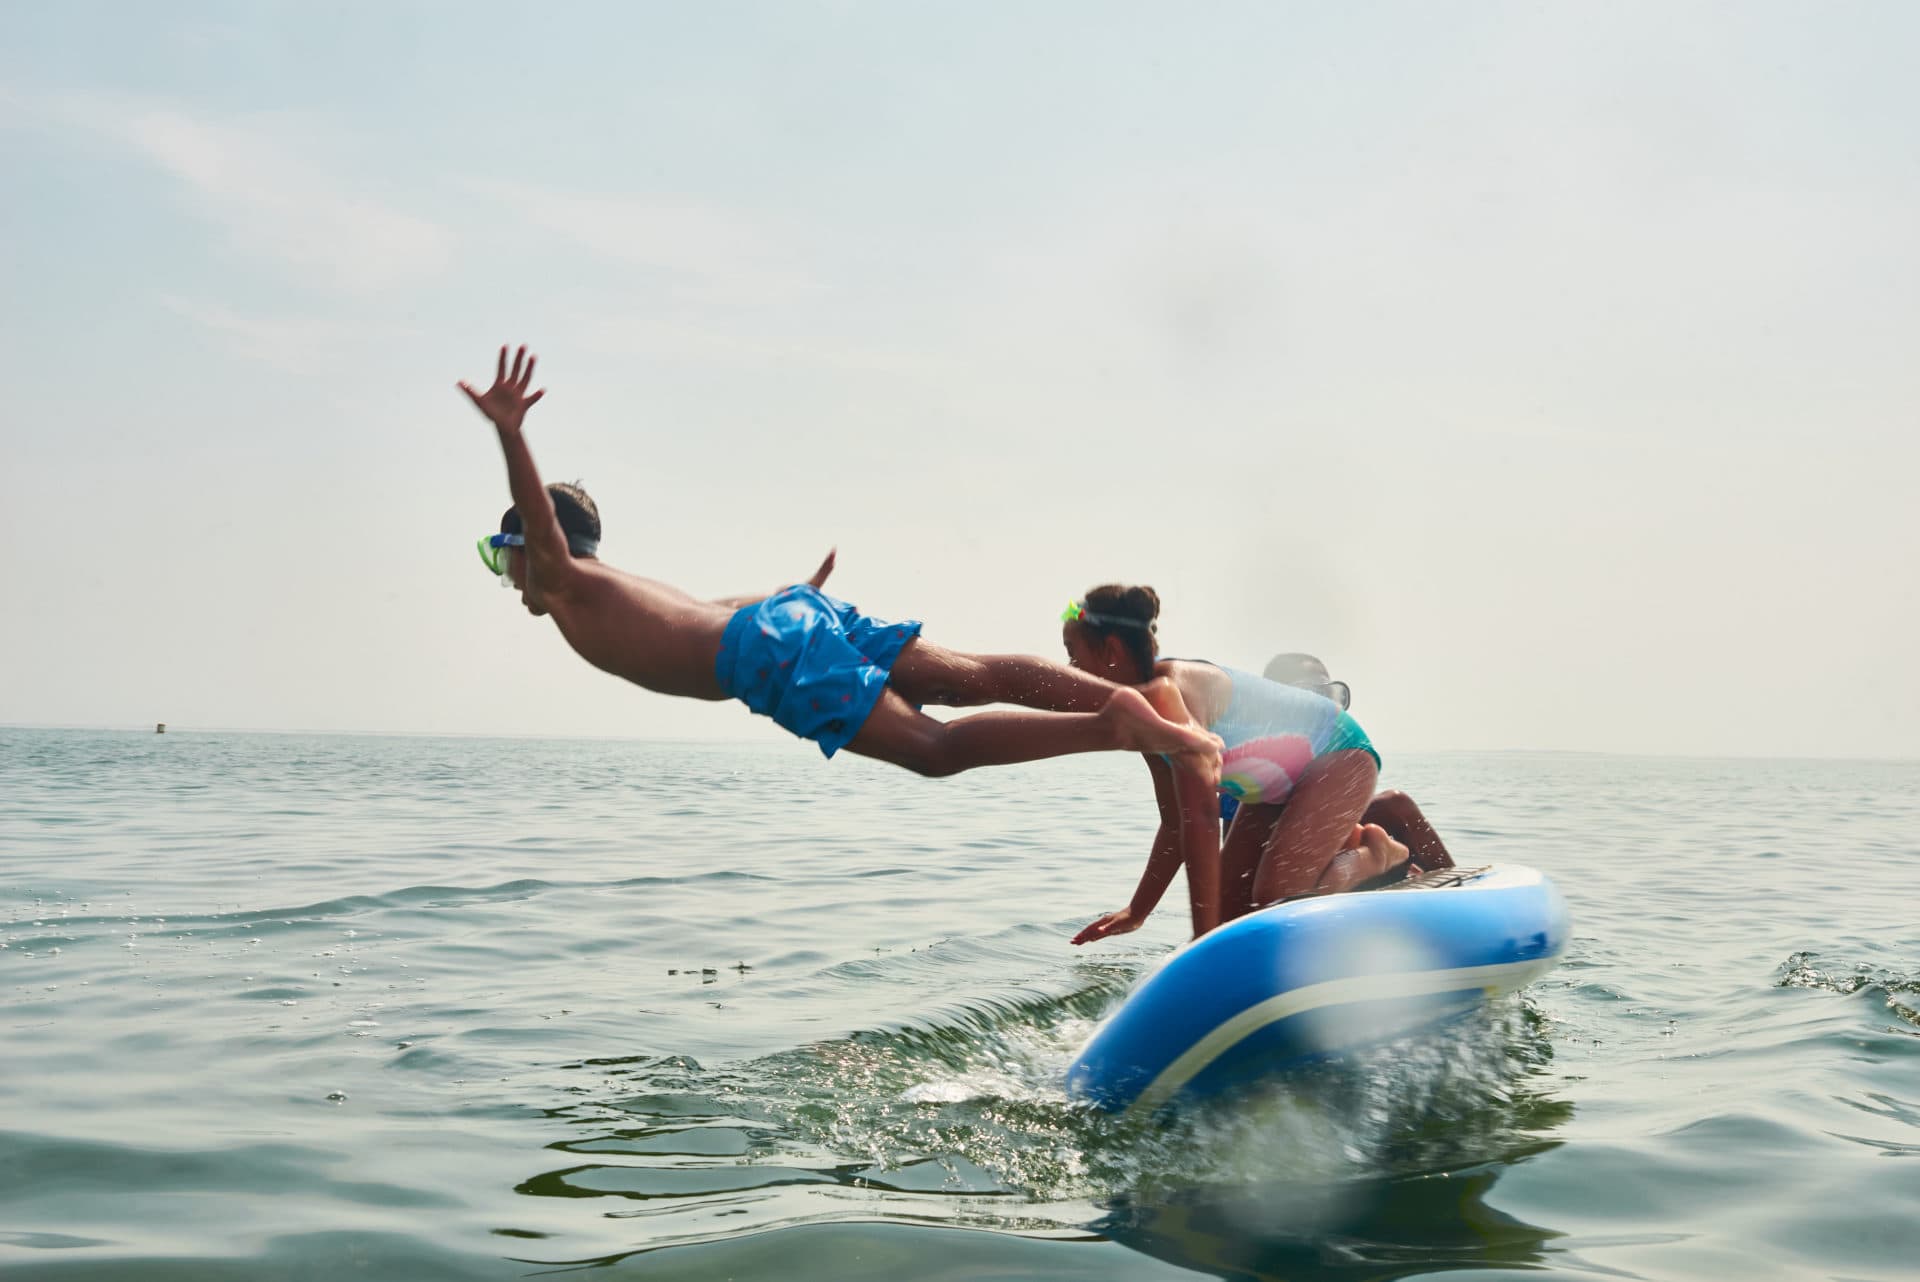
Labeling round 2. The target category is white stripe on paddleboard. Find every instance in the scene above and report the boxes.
[1128,955,1562,1114]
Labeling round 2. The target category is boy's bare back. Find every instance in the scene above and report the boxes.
[459,347,739,701]
[540,561,736,701]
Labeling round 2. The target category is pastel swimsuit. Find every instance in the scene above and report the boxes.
[714,585,923,758]
[1198,664,1380,805]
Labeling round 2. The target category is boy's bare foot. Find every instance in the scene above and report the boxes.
[1099,687,1223,783]
[1138,678,1225,784]
[1134,678,1224,786]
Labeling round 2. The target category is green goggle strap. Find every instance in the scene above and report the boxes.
[1061,599,1152,632]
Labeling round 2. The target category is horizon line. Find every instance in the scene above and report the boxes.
[3,721,1916,767]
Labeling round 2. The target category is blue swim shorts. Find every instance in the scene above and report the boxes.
[714,585,924,758]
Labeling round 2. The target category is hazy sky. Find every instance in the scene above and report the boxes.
[4,2,1916,759]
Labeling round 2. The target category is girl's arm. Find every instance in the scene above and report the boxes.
[1172,760,1222,937]
[1143,668,1224,935]
[1071,755,1203,944]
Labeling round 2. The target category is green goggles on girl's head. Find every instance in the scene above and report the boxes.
[476,532,525,579]
[1060,600,1152,631]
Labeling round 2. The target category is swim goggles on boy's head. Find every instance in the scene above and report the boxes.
[476,529,602,580]
[476,532,525,581]
[1060,600,1154,631]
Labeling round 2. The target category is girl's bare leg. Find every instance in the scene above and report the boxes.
[844,686,1215,777]
[1249,749,1380,905]
[1363,790,1454,870]
[1219,803,1282,923]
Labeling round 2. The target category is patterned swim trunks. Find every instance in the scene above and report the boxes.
[713,585,923,758]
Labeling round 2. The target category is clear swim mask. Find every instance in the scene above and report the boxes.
[476,532,524,584]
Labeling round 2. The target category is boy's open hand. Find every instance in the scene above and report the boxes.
[808,548,837,590]
[459,345,546,433]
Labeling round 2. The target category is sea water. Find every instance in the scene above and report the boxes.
[2,727,1916,1280]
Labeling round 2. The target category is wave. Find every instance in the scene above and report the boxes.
[1777,951,1920,1030]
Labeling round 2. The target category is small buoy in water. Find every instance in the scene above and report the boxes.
[155,723,166,734]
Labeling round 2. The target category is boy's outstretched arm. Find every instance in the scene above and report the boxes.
[459,345,577,598]
[711,548,837,610]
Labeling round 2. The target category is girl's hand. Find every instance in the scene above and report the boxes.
[1071,906,1146,945]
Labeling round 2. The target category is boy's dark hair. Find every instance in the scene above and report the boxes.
[501,482,601,556]
[1082,583,1160,675]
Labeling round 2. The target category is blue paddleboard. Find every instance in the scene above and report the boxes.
[1066,864,1569,1113]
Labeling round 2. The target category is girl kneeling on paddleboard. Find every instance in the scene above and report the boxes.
[1063,584,1417,944]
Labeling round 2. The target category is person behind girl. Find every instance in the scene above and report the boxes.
[1062,585,1405,945]
[1262,652,1455,874]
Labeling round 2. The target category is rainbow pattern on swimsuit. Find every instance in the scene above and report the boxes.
[1200,667,1381,803]
[1218,734,1316,804]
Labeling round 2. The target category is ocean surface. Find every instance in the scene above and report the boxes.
[2,727,1916,1281]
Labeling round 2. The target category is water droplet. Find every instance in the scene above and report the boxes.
[280,999,297,1007]
[326,1090,348,1103]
